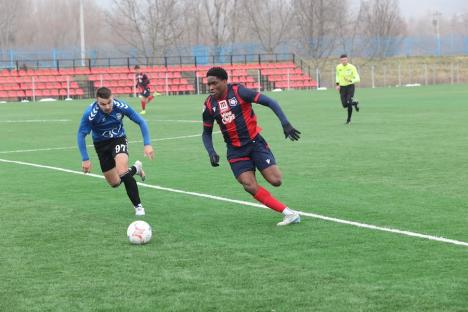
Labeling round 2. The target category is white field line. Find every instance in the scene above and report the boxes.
[0,158,467,248]
[0,119,199,123]
[0,119,71,123]
[147,119,200,123]
[0,132,218,154]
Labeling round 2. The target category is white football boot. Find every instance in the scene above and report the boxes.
[134,204,145,216]
[134,160,146,181]
[277,212,301,226]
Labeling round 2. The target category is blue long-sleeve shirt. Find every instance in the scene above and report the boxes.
[77,98,151,161]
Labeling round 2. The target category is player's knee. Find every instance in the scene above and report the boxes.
[269,177,282,187]
[241,181,257,194]
[110,182,121,188]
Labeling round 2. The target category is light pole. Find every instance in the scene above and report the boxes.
[432,11,441,56]
[80,0,86,66]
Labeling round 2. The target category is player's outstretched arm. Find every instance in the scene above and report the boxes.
[254,93,301,141]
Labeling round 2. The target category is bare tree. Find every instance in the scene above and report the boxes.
[202,0,236,55]
[109,0,184,60]
[359,0,406,59]
[242,0,293,54]
[0,0,29,51]
[336,0,365,58]
[292,0,345,67]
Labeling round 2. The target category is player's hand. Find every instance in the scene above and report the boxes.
[335,85,340,91]
[209,153,220,167]
[144,145,154,160]
[283,123,301,141]
[82,160,91,173]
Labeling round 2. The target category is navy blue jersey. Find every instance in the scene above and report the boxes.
[77,98,150,161]
[202,84,262,147]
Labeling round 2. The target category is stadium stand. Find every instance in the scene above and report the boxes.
[0,68,85,101]
[0,61,316,101]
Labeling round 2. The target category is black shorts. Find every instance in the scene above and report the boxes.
[93,136,129,172]
[140,88,151,98]
[340,84,355,108]
[227,135,276,178]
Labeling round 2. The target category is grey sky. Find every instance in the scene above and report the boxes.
[351,0,467,18]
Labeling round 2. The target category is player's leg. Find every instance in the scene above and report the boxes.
[344,86,353,124]
[112,138,145,215]
[140,95,147,114]
[253,137,300,225]
[95,139,121,187]
[350,84,359,112]
[339,88,347,109]
[103,168,121,186]
[146,88,154,103]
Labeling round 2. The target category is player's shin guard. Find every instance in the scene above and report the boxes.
[253,186,286,213]
[120,171,141,207]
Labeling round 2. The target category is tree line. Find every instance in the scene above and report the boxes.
[1,0,467,65]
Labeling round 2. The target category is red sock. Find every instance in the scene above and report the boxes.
[148,95,154,103]
[141,100,146,110]
[253,186,286,213]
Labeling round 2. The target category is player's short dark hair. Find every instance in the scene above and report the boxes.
[340,54,348,58]
[96,87,112,99]
[134,65,140,70]
[206,67,228,80]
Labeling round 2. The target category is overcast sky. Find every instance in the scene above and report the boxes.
[351,0,467,18]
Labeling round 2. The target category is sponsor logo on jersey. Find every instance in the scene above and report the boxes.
[219,100,229,112]
[102,125,122,138]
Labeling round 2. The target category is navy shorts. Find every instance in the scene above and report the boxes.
[93,136,129,172]
[227,135,276,178]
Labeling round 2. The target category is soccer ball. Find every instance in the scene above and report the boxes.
[127,220,152,245]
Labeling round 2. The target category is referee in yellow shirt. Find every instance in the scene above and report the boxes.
[336,54,360,124]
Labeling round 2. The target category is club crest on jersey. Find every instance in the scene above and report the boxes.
[116,113,122,120]
[228,97,238,107]
[218,100,229,112]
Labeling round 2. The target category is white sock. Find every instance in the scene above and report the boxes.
[282,207,295,216]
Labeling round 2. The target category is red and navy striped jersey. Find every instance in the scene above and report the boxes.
[202,83,262,147]
[136,73,151,90]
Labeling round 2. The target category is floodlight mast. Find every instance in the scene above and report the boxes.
[80,0,86,66]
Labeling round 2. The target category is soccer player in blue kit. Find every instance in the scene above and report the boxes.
[77,87,154,216]
[202,67,302,226]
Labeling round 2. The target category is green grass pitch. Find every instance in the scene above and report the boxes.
[0,85,467,311]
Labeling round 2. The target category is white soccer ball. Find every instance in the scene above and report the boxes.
[127,220,152,245]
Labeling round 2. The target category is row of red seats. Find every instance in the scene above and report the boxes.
[88,72,183,81]
[0,75,77,83]
[0,88,84,98]
[0,82,80,91]
[275,81,317,88]
[201,76,256,84]
[196,69,249,77]
[260,68,303,75]
[0,62,298,77]
[103,84,195,95]
[93,79,189,88]
[267,75,314,82]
